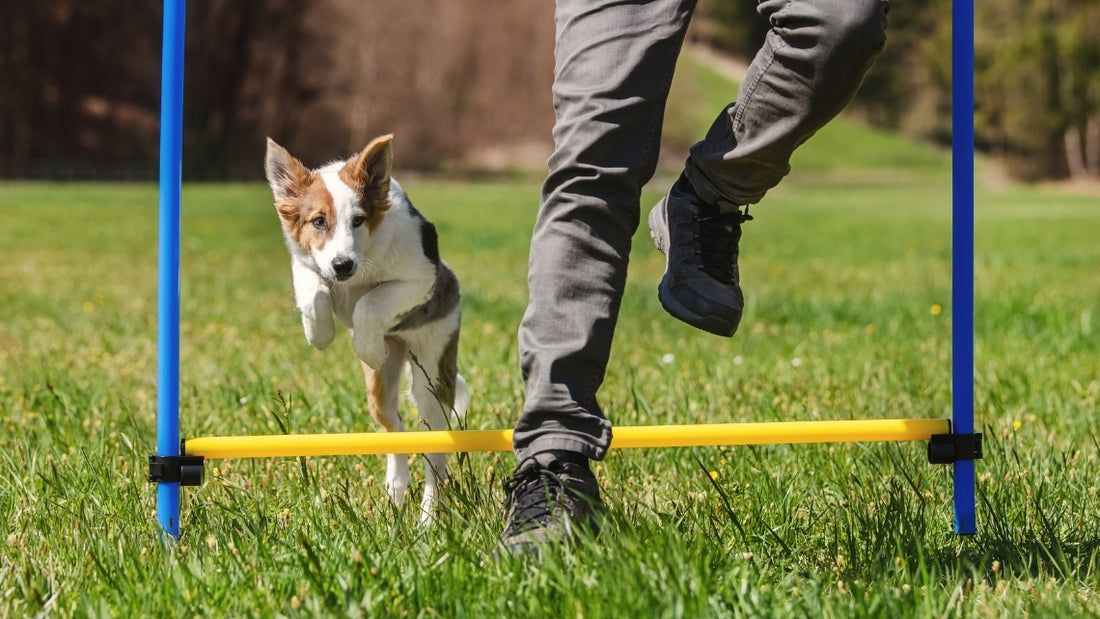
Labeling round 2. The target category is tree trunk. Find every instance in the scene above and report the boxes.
[1065,126,1087,180]
[1088,117,1100,178]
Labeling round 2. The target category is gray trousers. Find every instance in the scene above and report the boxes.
[514,0,889,461]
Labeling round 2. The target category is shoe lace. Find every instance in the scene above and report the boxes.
[501,460,568,531]
[695,205,752,284]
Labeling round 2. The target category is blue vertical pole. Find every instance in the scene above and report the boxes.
[156,0,186,538]
[952,0,977,535]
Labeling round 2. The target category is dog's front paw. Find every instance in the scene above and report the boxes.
[352,331,388,369]
[302,312,336,350]
[294,273,335,349]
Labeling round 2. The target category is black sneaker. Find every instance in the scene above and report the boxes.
[499,453,604,553]
[648,173,753,337]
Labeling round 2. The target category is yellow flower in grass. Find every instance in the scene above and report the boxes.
[1012,420,1022,430]
[930,304,943,316]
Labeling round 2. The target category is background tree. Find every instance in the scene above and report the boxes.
[1,0,1096,182]
[0,4,161,177]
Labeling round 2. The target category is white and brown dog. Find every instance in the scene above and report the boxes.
[264,134,468,524]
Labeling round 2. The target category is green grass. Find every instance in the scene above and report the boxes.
[3,54,1099,616]
[2,159,1099,616]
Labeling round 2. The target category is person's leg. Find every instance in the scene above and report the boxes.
[687,0,890,206]
[651,0,889,336]
[513,0,697,463]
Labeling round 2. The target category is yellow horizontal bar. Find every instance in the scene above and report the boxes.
[184,419,950,459]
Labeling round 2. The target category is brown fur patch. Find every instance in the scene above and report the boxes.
[339,135,394,233]
[275,173,337,253]
[362,361,397,432]
[298,178,337,251]
[267,139,339,253]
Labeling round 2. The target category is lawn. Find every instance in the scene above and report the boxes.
[3,50,1099,617]
[2,148,1098,615]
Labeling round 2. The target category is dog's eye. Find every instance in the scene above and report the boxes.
[311,216,327,229]
[351,216,366,228]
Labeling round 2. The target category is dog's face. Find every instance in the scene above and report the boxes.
[265,135,394,282]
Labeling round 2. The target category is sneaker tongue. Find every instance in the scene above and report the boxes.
[698,216,738,283]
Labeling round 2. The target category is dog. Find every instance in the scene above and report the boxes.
[264,134,469,524]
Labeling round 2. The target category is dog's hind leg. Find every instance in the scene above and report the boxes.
[362,337,411,509]
[408,333,461,525]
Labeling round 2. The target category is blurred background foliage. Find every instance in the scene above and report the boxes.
[1,0,1097,181]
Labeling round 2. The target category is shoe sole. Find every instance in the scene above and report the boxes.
[657,277,739,337]
[648,202,739,338]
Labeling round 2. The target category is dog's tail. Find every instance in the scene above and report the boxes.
[449,374,470,428]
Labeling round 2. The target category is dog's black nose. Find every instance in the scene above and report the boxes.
[332,257,355,279]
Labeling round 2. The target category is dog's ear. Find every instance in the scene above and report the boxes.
[265,138,311,206]
[341,134,393,206]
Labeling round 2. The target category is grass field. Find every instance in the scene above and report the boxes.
[3,57,1100,616]
[3,152,1099,616]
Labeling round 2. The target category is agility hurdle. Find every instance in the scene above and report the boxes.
[182,419,952,460]
[148,0,981,537]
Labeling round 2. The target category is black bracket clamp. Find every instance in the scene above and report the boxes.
[927,432,983,464]
[148,452,205,486]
